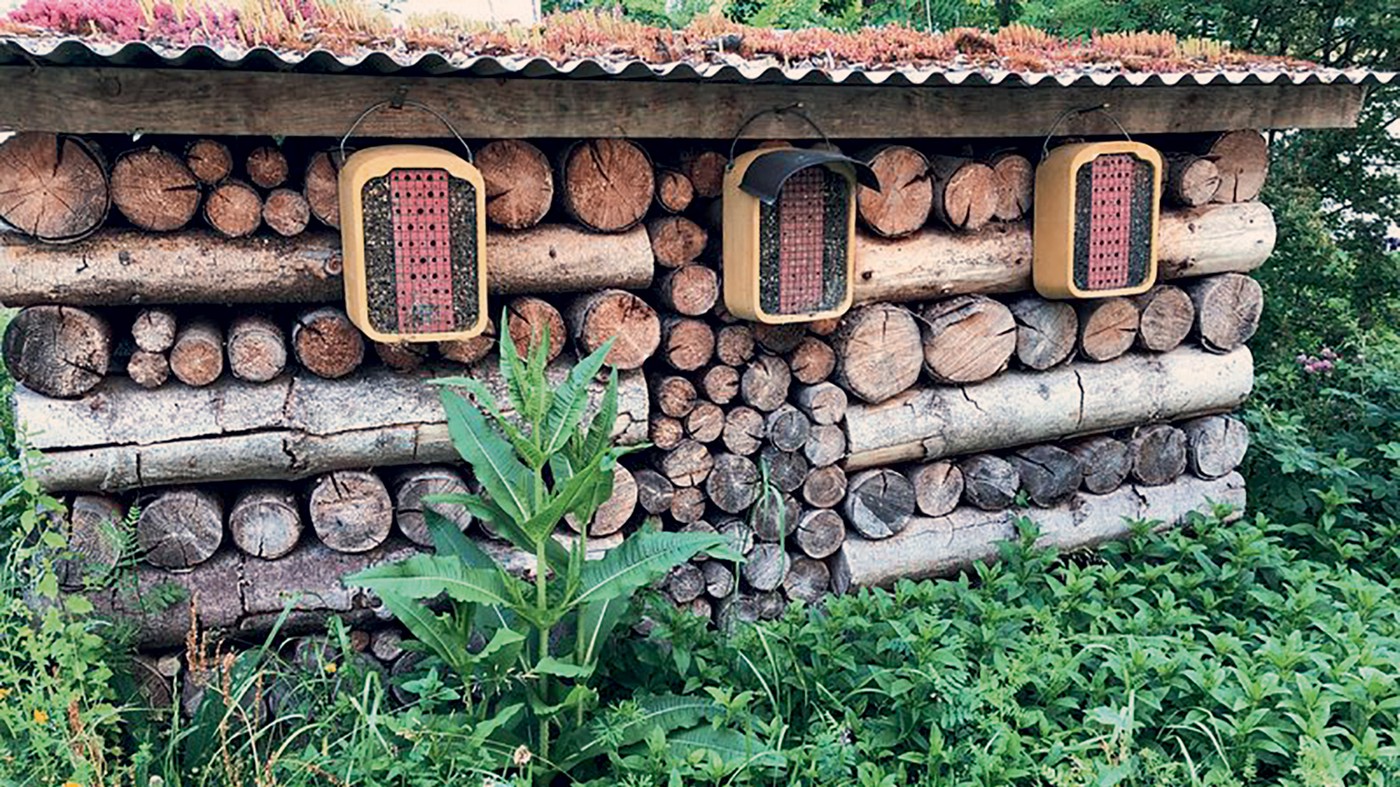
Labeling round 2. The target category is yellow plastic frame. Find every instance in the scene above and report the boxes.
[1032,140,1163,299]
[722,147,858,324]
[338,144,488,343]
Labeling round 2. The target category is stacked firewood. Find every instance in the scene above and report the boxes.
[0,130,1271,648]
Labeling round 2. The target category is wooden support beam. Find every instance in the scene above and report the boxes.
[0,67,1366,139]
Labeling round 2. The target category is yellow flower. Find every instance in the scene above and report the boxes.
[324,662,338,675]
[63,781,82,787]
[32,709,48,724]
[0,687,10,700]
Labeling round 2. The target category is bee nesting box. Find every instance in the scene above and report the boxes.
[1033,141,1163,299]
[338,145,487,342]
[722,147,878,324]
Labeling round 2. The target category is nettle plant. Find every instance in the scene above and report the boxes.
[347,323,752,783]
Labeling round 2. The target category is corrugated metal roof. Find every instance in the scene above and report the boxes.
[0,36,1392,88]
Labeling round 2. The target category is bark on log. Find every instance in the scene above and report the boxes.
[659,439,713,488]
[701,559,735,598]
[751,492,801,542]
[293,307,365,380]
[1187,273,1263,353]
[393,466,473,547]
[648,217,709,269]
[655,169,694,214]
[832,304,922,404]
[19,360,648,491]
[793,382,847,426]
[1010,445,1083,507]
[246,146,289,190]
[169,317,225,388]
[910,460,963,517]
[788,337,836,385]
[263,188,311,237]
[204,179,264,238]
[656,264,719,316]
[1129,424,1189,486]
[660,316,714,372]
[57,494,124,590]
[2,306,112,398]
[833,473,1246,589]
[853,202,1276,305]
[920,295,1017,383]
[722,406,765,456]
[1164,153,1221,207]
[438,317,496,366]
[686,401,724,444]
[803,424,845,468]
[569,465,637,537]
[784,555,831,603]
[959,454,1020,511]
[802,465,847,509]
[1203,131,1268,203]
[506,296,566,363]
[304,150,346,228]
[1065,435,1133,494]
[1077,298,1140,363]
[560,139,654,232]
[649,415,685,450]
[760,445,809,494]
[857,145,932,238]
[1007,295,1078,370]
[126,350,170,389]
[681,150,726,199]
[990,151,1033,222]
[715,325,756,367]
[743,543,790,592]
[0,132,109,242]
[753,323,806,355]
[929,156,998,232]
[227,314,288,383]
[229,485,303,559]
[1132,285,1195,353]
[843,346,1253,470]
[309,470,394,554]
[568,289,661,371]
[634,468,674,515]
[1181,415,1249,480]
[185,139,232,185]
[794,508,845,560]
[654,375,698,418]
[137,488,224,568]
[706,453,760,514]
[669,486,706,524]
[843,468,915,539]
[476,139,554,230]
[131,308,177,353]
[741,355,791,412]
[374,341,430,373]
[765,405,811,453]
[111,147,200,232]
[699,365,740,405]
[0,224,653,306]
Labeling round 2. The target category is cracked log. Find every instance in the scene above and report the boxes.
[3,305,112,399]
[569,289,662,371]
[1164,153,1221,208]
[137,487,224,569]
[634,468,674,515]
[929,156,998,232]
[1007,295,1078,371]
[655,169,694,214]
[292,307,364,380]
[686,401,724,443]
[110,146,200,232]
[843,468,915,539]
[784,554,831,603]
[16,359,648,492]
[760,445,808,494]
[392,466,474,547]
[204,179,262,239]
[57,494,124,590]
[245,146,289,190]
[741,354,791,412]
[857,145,932,238]
[910,460,963,517]
[229,484,303,559]
[126,350,169,389]
[833,472,1246,589]
[227,314,288,383]
[1132,285,1195,353]
[989,151,1034,222]
[832,303,922,404]
[853,202,1275,304]
[1201,130,1268,203]
[566,464,636,536]
[794,508,845,560]
[1187,273,1263,353]
[920,295,1017,384]
[958,454,1020,511]
[506,296,567,364]
[309,470,393,553]
[1010,445,1083,508]
[262,188,311,238]
[170,317,225,387]
[559,139,654,233]
[1181,415,1250,480]
[131,308,177,353]
[1065,435,1133,494]
[185,139,232,185]
[1076,298,1140,363]
[722,406,764,456]
[0,132,109,243]
[476,139,553,230]
[656,263,719,316]
[844,346,1253,470]
[0,224,653,306]
[304,149,346,229]
[648,217,709,269]
[699,364,739,405]
[1128,424,1189,487]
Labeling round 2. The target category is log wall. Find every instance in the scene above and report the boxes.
[0,130,1263,649]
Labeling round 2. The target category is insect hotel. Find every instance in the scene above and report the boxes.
[0,15,1386,678]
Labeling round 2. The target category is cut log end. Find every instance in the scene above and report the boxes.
[169,318,225,388]
[477,139,554,230]
[111,147,200,232]
[990,152,1033,222]
[185,139,233,185]
[309,470,393,553]
[263,188,312,237]
[910,460,964,517]
[655,169,695,214]
[1206,131,1268,203]
[833,304,922,404]
[920,295,1017,384]
[0,132,109,242]
[293,307,366,380]
[506,296,566,363]
[137,488,224,569]
[246,146,289,190]
[2,305,112,398]
[228,315,288,383]
[1077,298,1140,362]
[394,467,473,547]
[569,290,661,371]
[843,468,915,539]
[857,145,932,238]
[648,217,709,269]
[205,179,263,239]
[1188,273,1263,353]
[229,485,303,559]
[561,139,654,232]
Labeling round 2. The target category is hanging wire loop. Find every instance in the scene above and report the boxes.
[727,104,834,165]
[1040,104,1133,158]
[339,99,474,162]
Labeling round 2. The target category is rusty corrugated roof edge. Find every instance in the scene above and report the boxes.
[1,37,1393,87]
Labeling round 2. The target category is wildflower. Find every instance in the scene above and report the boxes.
[32,709,48,724]
[0,687,10,700]
[512,744,533,767]
[324,662,338,674]
[63,781,82,787]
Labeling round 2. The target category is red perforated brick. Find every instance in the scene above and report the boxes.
[390,168,454,333]
[776,167,827,314]
[1085,154,1135,291]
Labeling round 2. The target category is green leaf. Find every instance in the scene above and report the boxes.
[430,375,545,468]
[582,367,621,459]
[534,655,595,678]
[576,596,628,666]
[521,450,611,543]
[423,508,496,569]
[375,589,467,673]
[430,492,571,572]
[440,389,535,524]
[574,531,735,608]
[498,310,532,418]
[556,695,723,770]
[666,727,783,770]
[476,626,527,668]
[540,340,612,455]
[347,555,517,608]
